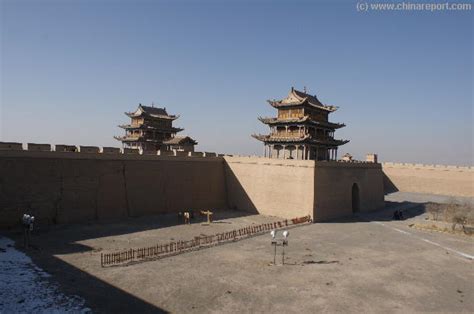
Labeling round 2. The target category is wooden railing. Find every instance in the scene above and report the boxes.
[100,215,312,267]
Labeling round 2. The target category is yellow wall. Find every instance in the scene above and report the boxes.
[224,156,315,218]
[0,151,227,228]
[224,157,385,221]
[314,162,385,221]
[382,163,473,197]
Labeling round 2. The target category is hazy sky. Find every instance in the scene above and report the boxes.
[1,0,472,165]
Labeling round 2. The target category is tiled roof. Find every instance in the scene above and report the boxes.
[252,134,349,146]
[268,88,338,112]
[125,104,179,120]
[163,136,197,145]
[258,116,345,129]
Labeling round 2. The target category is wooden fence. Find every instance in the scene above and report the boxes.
[101,215,311,267]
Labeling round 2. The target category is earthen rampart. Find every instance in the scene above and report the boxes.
[0,143,227,228]
[224,156,315,219]
[4,141,469,228]
[382,162,473,197]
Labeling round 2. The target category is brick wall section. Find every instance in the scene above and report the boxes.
[224,157,385,221]
[382,162,474,197]
[224,156,315,219]
[314,162,385,221]
[0,150,227,228]
[4,141,469,227]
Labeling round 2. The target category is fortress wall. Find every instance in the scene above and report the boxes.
[6,141,461,228]
[0,149,227,228]
[382,162,474,197]
[223,156,315,219]
[314,162,385,221]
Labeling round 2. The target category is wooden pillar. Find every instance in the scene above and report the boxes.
[335,148,338,161]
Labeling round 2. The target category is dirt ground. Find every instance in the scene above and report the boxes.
[5,197,474,313]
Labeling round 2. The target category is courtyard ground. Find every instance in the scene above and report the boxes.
[2,193,474,313]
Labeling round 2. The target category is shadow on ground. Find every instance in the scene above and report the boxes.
[5,210,253,255]
[33,253,166,313]
[3,210,256,313]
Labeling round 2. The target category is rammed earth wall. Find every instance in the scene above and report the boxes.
[0,149,227,228]
[381,162,473,197]
[2,142,470,229]
[224,156,385,221]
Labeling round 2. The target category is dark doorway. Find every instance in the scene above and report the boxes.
[352,183,360,213]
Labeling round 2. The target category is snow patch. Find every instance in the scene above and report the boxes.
[0,236,91,313]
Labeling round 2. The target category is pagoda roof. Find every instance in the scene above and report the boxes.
[118,124,183,132]
[267,88,338,112]
[163,136,198,145]
[251,134,349,146]
[125,104,179,120]
[252,134,310,143]
[114,136,168,143]
[258,116,345,129]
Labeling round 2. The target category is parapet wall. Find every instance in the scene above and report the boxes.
[382,162,474,197]
[0,141,225,157]
[224,156,315,219]
[224,156,385,221]
[0,147,227,229]
[314,162,384,221]
[6,141,469,227]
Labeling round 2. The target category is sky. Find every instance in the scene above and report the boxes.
[1,0,472,165]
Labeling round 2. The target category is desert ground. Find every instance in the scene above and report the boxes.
[2,192,473,313]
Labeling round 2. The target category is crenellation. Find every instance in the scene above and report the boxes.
[140,149,158,155]
[79,146,100,153]
[0,141,230,160]
[101,147,121,154]
[55,144,78,152]
[189,152,204,157]
[0,141,23,150]
[123,148,139,155]
[382,162,473,172]
[158,150,174,156]
[27,143,51,151]
[174,151,189,157]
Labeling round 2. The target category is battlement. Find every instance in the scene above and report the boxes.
[0,141,225,160]
[382,162,473,172]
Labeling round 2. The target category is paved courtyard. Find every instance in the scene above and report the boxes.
[3,197,474,313]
